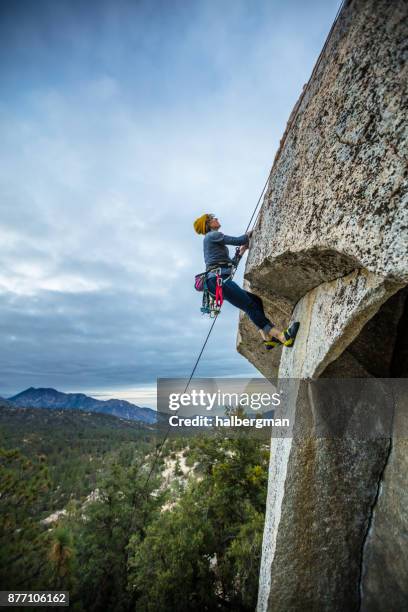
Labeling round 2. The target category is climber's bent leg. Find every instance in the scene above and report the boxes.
[241,289,300,347]
[242,289,286,343]
[213,278,279,333]
[206,277,300,350]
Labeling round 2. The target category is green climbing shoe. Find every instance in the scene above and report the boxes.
[263,337,281,351]
[282,321,300,347]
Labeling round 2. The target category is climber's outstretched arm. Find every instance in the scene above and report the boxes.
[209,230,252,247]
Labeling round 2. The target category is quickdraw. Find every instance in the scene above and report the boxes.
[215,271,223,308]
[200,286,220,318]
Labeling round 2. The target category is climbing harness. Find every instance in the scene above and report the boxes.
[195,264,234,317]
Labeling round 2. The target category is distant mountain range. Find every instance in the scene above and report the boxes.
[6,387,157,424]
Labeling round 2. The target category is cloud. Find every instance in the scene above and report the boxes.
[0,0,341,398]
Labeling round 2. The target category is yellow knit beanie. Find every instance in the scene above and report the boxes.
[193,213,211,235]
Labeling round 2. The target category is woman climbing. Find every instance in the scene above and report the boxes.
[193,213,300,350]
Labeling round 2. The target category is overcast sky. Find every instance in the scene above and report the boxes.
[0,0,340,406]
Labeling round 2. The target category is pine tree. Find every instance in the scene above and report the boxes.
[0,447,51,588]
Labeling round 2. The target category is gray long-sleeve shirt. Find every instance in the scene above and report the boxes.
[203,230,249,271]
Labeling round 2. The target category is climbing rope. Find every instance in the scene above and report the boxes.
[141,172,271,492]
[141,0,348,492]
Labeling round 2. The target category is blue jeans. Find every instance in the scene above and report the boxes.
[207,274,273,333]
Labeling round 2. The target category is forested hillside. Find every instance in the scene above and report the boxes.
[0,407,269,611]
[0,405,152,511]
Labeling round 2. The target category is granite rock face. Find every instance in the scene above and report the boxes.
[235,1,408,610]
[244,0,407,303]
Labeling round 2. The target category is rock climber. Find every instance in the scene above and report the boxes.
[193,213,300,349]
